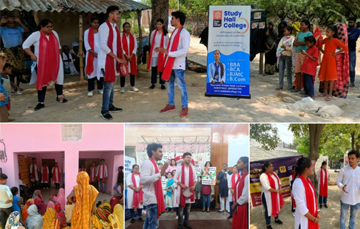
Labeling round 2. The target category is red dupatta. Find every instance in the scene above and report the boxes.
[149,158,165,218]
[232,173,240,202]
[105,20,122,82]
[52,166,61,183]
[319,169,328,197]
[42,166,48,182]
[265,172,285,217]
[131,173,144,210]
[232,171,248,229]
[147,29,165,72]
[37,30,60,90]
[86,28,95,75]
[299,175,319,229]
[122,33,138,75]
[180,163,195,207]
[161,26,183,81]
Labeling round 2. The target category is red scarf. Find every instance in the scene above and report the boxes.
[37,30,60,90]
[319,169,328,197]
[52,166,61,183]
[180,163,195,207]
[122,33,138,75]
[105,20,122,82]
[299,175,319,229]
[32,164,38,180]
[97,165,106,182]
[149,158,165,218]
[42,166,48,182]
[232,171,248,229]
[131,173,144,211]
[90,166,97,183]
[86,28,95,75]
[291,173,296,207]
[232,173,240,202]
[161,26,183,81]
[265,172,285,217]
[147,29,165,72]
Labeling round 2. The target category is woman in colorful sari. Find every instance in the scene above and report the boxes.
[43,201,67,228]
[26,205,44,229]
[21,198,34,222]
[108,204,124,229]
[5,211,25,229]
[265,22,278,75]
[48,188,65,211]
[70,171,99,229]
[34,196,46,215]
[32,190,43,200]
[95,201,112,228]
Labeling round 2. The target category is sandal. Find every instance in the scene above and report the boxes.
[325,96,333,101]
[291,88,300,93]
[316,93,327,97]
[275,87,283,90]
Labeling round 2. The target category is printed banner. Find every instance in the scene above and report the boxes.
[206,5,251,97]
[250,155,302,207]
[202,166,216,185]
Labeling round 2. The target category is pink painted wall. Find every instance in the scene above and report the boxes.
[0,124,124,197]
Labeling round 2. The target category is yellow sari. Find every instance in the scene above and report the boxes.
[109,204,124,229]
[71,172,99,229]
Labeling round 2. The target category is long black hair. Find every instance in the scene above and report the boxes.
[204,161,212,167]
[156,18,168,36]
[327,25,339,39]
[37,18,53,31]
[123,22,130,33]
[239,156,249,171]
[261,161,272,173]
[295,157,311,177]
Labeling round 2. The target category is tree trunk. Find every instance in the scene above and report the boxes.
[150,0,169,32]
[308,124,325,190]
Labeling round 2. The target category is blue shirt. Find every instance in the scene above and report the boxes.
[0,73,9,107]
[0,26,24,48]
[348,27,360,51]
[296,31,313,53]
[12,195,20,211]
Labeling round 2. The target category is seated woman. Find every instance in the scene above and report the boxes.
[34,197,47,216]
[48,188,65,211]
[26,205,44,229]
[5,211,25,229]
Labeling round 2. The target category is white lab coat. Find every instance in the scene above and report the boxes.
[126,173,143,209]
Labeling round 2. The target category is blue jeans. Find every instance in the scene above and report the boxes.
[262,193,278,225]
[303,73,314,97]
[279,55,292,90]
[178,204,191,227]
[349,51,356,83]
[340,201,360,229]
[113,183,121,194]
[319,196,327,205]
[98,181,106,192]
[101,81,115,112]
[202,194,210,209]
[130,208,143,218]
[229,201,233,217]
[167,69,188,108]
[143,204,159,229]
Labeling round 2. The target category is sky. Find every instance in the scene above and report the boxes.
[274,123,294,144]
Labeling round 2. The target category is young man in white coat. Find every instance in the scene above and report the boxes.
[174,152,197,229]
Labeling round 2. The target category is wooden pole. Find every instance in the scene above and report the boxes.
[137,10,142,65]
[79,13,84,81]
[33,11,39,25]
[147,10,151,30]
[259,53,264,74]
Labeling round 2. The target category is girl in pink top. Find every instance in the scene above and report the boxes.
[165,159,177,173]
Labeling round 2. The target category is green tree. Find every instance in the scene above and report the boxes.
[250,124,281,151]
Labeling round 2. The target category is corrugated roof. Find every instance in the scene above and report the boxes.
[0,0,150,13]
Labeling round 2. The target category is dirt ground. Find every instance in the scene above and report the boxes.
[7,37,360,122]
[250,185,360,229]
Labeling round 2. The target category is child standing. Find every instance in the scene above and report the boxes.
[276,26,295,91]
[292,20,313,92]
[11,187,21,216]
[165,172,174,212]
[1,64,12,121]
[318,26,348,101]
[301,36,319,99]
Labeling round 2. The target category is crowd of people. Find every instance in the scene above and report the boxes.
[265,18,360,101]
[0,6,191,121]
[125,143,248,229]
[258,149,360,229]
[0,170,124,229]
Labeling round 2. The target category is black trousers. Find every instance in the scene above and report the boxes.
[88,77,104,92]
[151,67,165,85]
[0,207,13,229]
[55,182,60,189]
[120,75,135,87]
[37,84,63,103]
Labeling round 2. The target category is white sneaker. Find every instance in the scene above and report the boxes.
[17,91,22,95]
[98,89,103,94]
[292,212,295,217]
[88,91,93,97]
[131,86,139,92]
[120,87,125,93]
